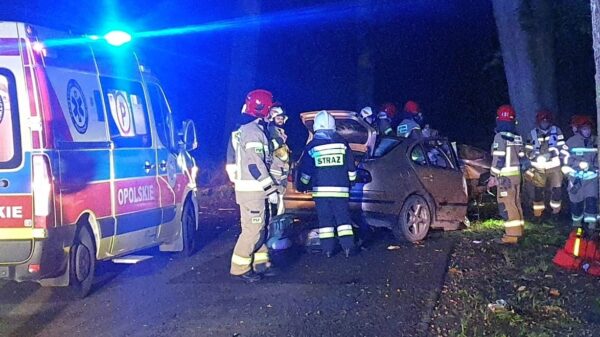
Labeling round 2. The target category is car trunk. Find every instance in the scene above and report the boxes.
[283,110,375,210]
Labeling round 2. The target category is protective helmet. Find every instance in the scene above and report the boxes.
[570,115,594,129]
[241,89,274,118]
[377,111,389,119]
[269,103,288,123]
[496,104,516,122]
[313,110,336,132]
[404,100,420,115]
[360,106,373,119]
[535,109,553,124]
[380,102,397,119]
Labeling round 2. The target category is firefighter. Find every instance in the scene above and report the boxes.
[360,106,375,127]
[267,103,290,216]
[524,110,565,220]
[297,110,358,258]
[375,110,394,136]
[397,100,423,138]
[380,102,399,130]
[561,115,598,231]
[489,105,526,244]
[225,89,279,282]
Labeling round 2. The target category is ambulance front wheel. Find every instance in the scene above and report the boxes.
[179,199,198,257]
[69,226,96,298]
[394,195,431,242]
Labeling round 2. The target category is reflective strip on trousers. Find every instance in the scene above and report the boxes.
[533,203,545,210]
[348,171,357,181]
[319,227,335,239]
[550,201,561,209]
[337,224,354,237]
[504,220,524,228]
[232,254,252,266]
[254,251,269,264]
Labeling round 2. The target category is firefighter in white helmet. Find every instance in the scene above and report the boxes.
[297,110,358,258]
[225,89,279,282]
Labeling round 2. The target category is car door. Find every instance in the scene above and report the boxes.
[102,77,161,255]
[146,82,180,242]
[410,139,468,221]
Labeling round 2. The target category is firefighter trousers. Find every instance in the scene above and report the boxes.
[230,198,270,275]
[532,168,563,216]
[314,197,355,253]
[568,177,599,230]
[497,175,524,238]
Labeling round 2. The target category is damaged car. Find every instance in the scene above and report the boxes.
[284,110,469,242]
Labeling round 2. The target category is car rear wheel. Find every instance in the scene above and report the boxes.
[68,226,96,298]
[394,195,431,242]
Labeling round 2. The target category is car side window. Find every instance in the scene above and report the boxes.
[423,142,453,169]
[410,145,428,166]
[147,84,175,151]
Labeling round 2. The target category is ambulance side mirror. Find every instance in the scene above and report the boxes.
[181,119,198,151]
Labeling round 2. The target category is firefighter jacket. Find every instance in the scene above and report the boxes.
[525,126,565,170]
[298,131,357,198]
[397,118,422,138]
[376,114,394,136]
[561,134,598,181]
[268,124,290,186]
[491,131,525,178]
[226,119,277,202]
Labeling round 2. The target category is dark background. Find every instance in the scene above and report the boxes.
[2,0,595,163]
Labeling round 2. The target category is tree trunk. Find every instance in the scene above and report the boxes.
[492,0,558,135]
[591,0,600,198]
[355,0,374,108]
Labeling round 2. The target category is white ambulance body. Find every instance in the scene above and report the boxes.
[0,22,199,297]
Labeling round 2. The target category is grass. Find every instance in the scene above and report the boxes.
[430,216,598,337]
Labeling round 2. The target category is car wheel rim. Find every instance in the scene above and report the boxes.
[75,244,91,282]
[406,199,429,237]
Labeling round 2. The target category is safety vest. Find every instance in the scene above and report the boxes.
[561,134,598,180]
[526,126,564,170]
[491,131,524,177]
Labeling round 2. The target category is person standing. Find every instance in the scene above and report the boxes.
[297,110,357,257]
[267,103,290,216]
[561,115,598,231]
[225,89,279,282]
[489,105,526,244]
[524,110,565,220]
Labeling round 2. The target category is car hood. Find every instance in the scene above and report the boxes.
[300,110,376,155]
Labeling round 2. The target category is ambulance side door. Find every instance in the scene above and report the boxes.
[102,77,161,255]
[146,83,180,242]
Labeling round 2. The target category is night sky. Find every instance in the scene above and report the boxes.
[1,0,595,163]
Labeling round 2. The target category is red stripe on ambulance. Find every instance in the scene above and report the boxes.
[0,196,33,228]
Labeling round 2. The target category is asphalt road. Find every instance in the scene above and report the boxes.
[0,211,455,337]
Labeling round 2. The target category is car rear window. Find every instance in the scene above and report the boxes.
[0,69,22,169]
[305,118,368,145]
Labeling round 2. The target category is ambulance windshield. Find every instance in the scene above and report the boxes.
[0,70,21,169]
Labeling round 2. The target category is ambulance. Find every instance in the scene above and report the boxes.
[0,22,200,297]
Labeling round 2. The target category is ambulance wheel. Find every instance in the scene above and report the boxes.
[394,195,431,242]
[69,226,96,298]
[179,200,198,257]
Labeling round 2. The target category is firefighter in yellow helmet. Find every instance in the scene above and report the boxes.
[225,89,279,282]
[489,105,526,244]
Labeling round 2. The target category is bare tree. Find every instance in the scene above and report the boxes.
[492,0,558,135]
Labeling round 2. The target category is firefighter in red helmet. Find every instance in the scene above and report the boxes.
[561,115,598,231]
[225,89,279,282]
[524,110,565,220]
[397,100,423,138]
[380,102,399,130]
[489,105,526,244]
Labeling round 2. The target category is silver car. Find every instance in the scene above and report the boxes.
[284,110,469,242]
